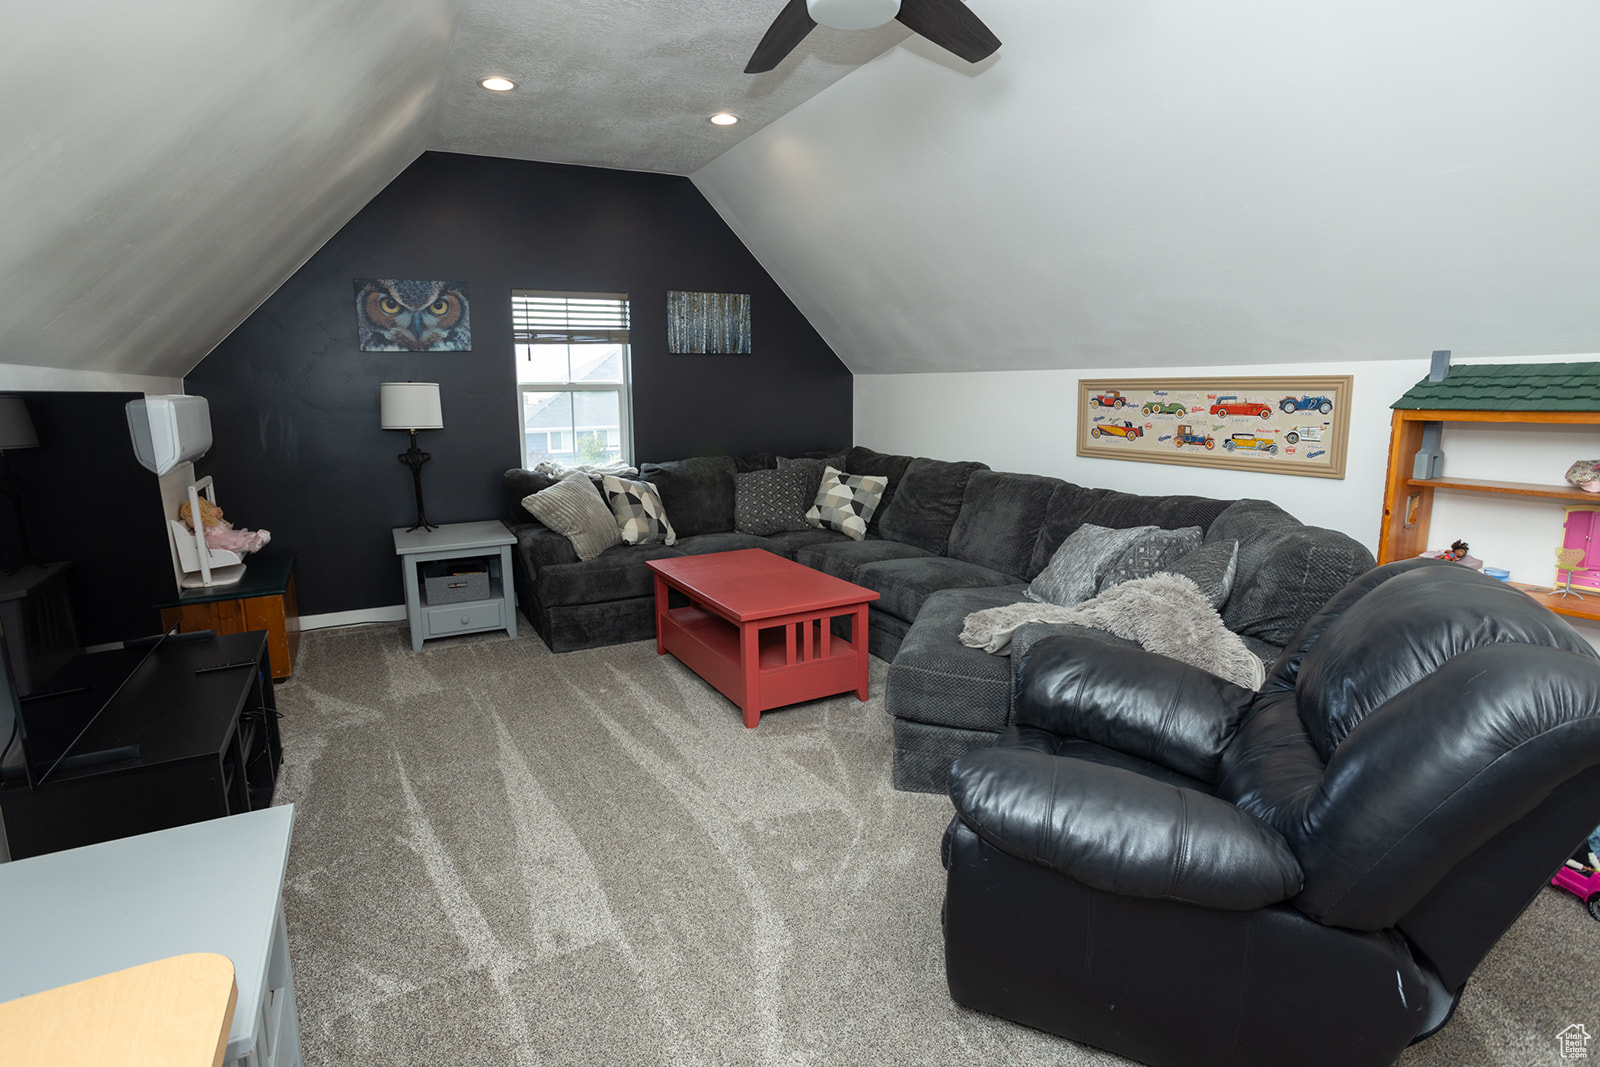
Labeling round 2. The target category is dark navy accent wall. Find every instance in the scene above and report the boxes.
[186,152,852,617]
[0,391,171,647]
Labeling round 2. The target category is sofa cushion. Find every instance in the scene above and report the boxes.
[601,474,677,546]
[1027,524,1158,606]
[947,472,1070,579]
[875,457,989,554]
[513,524,581,570]
[637,455,736,538]
[1030,485,1232,576]
[885,583,1033,733]
[733,451,778,472]
[760,527,854,560]
[1099,526,1203,591]
[1077,488,1234,537]
[733,468,811,536]
[844,446,914,538]
[807,466,889,541]
[795,539,933,582]
[521,473,621,562]
[535,542,683,606]
[672,531,779,556]
[854,556,1019,624]
[1206,499,1376,647]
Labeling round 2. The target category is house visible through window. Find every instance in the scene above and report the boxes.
[512,290,630,468]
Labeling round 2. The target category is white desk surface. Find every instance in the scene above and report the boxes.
[0,805,295,1058]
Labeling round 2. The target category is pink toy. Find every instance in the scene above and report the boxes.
[200,523,271,555]
[1551,854,1600,922]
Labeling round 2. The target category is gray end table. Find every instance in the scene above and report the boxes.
[392,520,518,651]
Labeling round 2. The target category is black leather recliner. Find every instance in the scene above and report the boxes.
[943,558,1600,1067]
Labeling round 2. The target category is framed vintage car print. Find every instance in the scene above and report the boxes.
[1077,375,1353,479]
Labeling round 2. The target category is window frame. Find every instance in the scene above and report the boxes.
[511,289,632,469]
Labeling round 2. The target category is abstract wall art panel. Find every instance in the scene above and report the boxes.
[354,278,472,351]
[667,291,751,354]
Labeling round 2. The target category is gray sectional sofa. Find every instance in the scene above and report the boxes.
[503,445,1376,793]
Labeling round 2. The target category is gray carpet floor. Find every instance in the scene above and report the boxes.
[273,622,1600,1066]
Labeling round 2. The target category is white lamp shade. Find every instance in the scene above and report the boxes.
[380,382,443,431]
[0,396,38,450]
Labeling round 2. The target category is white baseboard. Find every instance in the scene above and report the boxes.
[300,605,407,631]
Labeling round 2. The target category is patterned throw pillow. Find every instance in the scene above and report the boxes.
[734,468,810,536]
[1099,526,1203,592]
[601,475,677,546]
[1162,538,1239,610]
[776,456,829,504]
[521,473,622,562]
[1025,523,1157,606]
[806,466,889,541]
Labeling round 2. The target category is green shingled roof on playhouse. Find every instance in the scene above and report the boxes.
[1392,362,1600,411]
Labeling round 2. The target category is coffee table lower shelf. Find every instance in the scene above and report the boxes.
[658,604,865,728]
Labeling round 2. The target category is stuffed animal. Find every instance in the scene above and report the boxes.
[179,498,271,555]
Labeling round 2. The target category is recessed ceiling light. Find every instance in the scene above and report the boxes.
[480,76,516,92]
[709,112,739,126]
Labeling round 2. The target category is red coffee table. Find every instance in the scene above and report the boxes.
[645,549,880,728]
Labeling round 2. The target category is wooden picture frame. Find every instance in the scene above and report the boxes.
[1077,375,1353,479]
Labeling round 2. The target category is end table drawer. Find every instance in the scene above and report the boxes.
[425,600,504,637]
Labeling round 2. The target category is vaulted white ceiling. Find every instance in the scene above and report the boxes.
[7,1,1600,387]
[2,0,459,386]
[1,0,902,387]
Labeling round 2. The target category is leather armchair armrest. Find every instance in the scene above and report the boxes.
[1015,634,1256,782]
[950,746,1303,910]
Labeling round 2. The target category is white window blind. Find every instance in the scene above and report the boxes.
[512,291,630,348]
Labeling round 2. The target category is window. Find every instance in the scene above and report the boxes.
[512,291,630,469]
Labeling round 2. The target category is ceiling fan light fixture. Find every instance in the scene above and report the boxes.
[479,76,516,92]
[807,0,901,31]
[709,112,739,126]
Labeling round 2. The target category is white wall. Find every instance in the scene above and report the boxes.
[697,2,1600,378]
[856,353,1600,642]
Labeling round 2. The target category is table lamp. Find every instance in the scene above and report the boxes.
[379,382,442,532]
[0,395,40,570]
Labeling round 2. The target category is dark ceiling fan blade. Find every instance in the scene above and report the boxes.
[746,0,819,73]
[894,0,1001,63]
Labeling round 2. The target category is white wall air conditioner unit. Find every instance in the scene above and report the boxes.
[126,394,212,476]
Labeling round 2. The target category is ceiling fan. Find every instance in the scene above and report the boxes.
[745,0,1000,74]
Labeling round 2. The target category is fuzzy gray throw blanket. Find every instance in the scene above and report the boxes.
[959,572,1265,689]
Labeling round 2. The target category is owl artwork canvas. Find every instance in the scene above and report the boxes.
[354,278,472,351]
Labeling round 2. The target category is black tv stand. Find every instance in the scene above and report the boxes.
[52,743,141,773]
[0,630,280,860]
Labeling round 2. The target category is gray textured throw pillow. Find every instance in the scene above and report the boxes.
[522,472,622,561]
[1026,523,1157,606]
[601,475,677,546]
[806,466,888,541]
[734,468,811,536]
[1099,526,1203,592]
[1162,538,1240,610]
